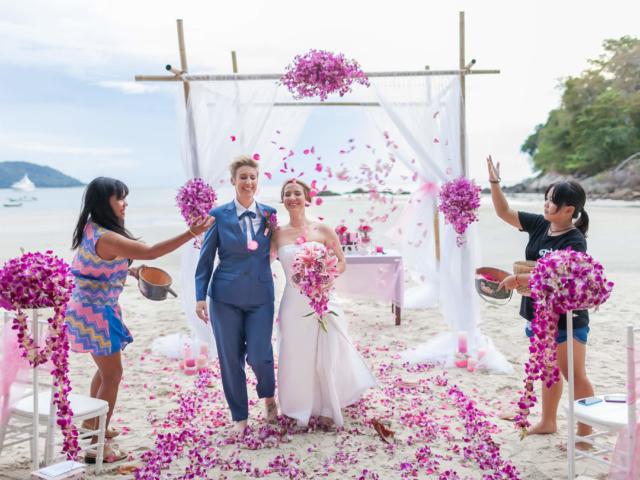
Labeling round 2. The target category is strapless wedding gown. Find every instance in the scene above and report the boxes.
[276,242,378,427]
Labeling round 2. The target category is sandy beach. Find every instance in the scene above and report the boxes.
[0,190,638,480]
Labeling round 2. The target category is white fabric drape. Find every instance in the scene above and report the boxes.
[172,77,315,358]
[365,75,512,374]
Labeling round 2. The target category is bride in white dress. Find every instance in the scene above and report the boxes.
[271,179,378,427]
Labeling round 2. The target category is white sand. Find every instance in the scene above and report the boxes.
[0,193,638,480]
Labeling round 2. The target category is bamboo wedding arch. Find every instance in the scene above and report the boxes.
[134,12,501,258]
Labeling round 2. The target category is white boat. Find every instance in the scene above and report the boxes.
[11,174,36,192]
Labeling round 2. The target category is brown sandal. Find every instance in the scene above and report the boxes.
[84,445,127,464]
[81,420,122,438]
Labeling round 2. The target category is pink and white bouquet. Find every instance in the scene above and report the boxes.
[0,251,79,459]
[515,248,614,436]
[175,178,217,249]
[263,211,279,236]
[437,176,482,247]
[281,49,370,102]
[335,223,349,246]
[290,243,341,332]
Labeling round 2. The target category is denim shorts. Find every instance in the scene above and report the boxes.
[525,321,590,345]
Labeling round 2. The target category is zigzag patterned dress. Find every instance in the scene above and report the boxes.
[64,220,133,356]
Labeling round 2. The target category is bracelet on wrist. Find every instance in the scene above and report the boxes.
[489,177,501,184]
[189,227,197,237]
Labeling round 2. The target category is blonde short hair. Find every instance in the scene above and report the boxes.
[280,178,312,204]
[229,155,259,179]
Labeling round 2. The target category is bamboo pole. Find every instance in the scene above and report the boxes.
[177,19,190,104]
[134,69,500,83]
[465,59,476,70]
[459,11,466,177]
[166,65,183,75]
[231,51,238,73]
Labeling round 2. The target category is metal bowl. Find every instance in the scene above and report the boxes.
[475,267,513,305]
[138,267,178,301]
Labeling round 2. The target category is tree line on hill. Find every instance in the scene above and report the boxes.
[521,36,640,176]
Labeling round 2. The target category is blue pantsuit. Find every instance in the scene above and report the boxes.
[195,200,276,421]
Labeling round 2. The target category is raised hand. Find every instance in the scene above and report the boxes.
[191,216,215,236]
[487,155,500,183]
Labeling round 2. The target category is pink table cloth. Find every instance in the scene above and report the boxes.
[335,250,404,309]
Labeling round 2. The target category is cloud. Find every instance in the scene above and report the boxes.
[11,144,133,155]
[96,80,161,95]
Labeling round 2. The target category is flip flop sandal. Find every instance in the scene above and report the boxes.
[84,445,127,464]
[81,421,121,438]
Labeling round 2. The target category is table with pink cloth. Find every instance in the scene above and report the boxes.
[334,250,404,325]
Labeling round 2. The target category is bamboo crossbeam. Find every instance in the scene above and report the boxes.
[135,69,499,82]
[273,102,379,107]
[166,65,182,75]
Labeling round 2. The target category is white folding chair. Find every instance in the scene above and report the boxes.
[0,310,110,474]
[563,322,638,476]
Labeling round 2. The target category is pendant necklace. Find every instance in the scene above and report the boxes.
[548,225,575,235]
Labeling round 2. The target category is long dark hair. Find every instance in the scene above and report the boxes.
[72,177,138,251]
[544,180,589,237]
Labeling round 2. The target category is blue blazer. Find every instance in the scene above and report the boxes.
[195,200,275,306]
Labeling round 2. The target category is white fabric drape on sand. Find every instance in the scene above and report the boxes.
[364,75,512,374]
[161,73,512,374]
[151,76,315,359]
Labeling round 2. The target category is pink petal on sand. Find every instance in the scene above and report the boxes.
[296,237,306,244]
[264,172,272,180]
[230,135,236,141]
[253,154,260,161]
[315,198,323,206]
[247,240,259,250]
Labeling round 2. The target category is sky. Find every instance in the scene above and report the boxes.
[1,0,639,188]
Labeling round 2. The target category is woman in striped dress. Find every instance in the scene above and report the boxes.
[65,177,213,463]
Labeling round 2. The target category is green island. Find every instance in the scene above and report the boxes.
[0,161,84,189]
[508,36,640,200]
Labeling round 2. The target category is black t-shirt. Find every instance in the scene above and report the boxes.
[518,211,589,330]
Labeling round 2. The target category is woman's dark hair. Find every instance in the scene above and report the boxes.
[544,180,589,237]
[72,177,138,252]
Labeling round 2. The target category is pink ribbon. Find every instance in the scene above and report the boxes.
[386,181,438,245]
[0,322,30,426]
[608,346,640,480]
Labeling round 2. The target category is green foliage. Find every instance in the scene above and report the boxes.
[0,161,84,188]
[523,36,640,174]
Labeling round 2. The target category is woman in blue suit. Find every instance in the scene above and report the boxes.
[195,155,277,435]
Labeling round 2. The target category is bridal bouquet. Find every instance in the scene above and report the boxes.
[263,211,279,236]
[290,243,341,332]
[0,251,79,459]
[281,49,370,101]
[175,179,217,249]
[437,176,482,247]
[515,248,614,436]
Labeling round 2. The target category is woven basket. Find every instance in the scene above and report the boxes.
[513,260,537,297]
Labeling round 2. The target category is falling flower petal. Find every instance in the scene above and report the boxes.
[253,154,260,161]
[247,240,259,250]
[230,135,236,142]
[264,172,272,180]
[295,237,306,244]
[315,198,323,206]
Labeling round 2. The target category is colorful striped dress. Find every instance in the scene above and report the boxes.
[64,220,133,356]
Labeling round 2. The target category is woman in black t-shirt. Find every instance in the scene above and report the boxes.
[487,156,594,450]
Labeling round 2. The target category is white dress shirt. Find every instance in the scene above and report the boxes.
[234,198,261,244]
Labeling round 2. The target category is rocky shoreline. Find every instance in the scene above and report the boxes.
[499,154,640,201]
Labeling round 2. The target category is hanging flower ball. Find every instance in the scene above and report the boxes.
[0,251,80,459]
[437,176,482,247]
[175,179,217,249]
[515,248,614,436]
[281,49,370,102]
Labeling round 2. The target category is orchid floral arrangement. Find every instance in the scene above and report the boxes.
[263,211,279,237]
[437,176,482,247]
[0,251,79,459]
[281,50,370,101]
[515,248,614,436]
[175,179,217,249]
[290,243,341,332]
